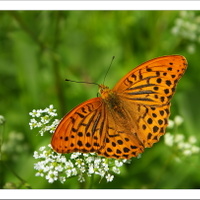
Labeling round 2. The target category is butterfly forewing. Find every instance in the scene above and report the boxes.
[112,55,187,149]
[114,55,187,106]
[51,97,106,154]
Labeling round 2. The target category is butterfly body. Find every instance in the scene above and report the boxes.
[101,86,122,113]
[51,55,187,159]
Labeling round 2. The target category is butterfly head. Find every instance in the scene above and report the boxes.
[99,84,112,100]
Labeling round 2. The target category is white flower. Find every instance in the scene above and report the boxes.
[46,170,58,183]
[182,149,192,156]
[59,176,66,184]
[65,169,72,178]
[59,156,67,163]
[86,156,94,163]
[43,165,51,173]
[177,142,186,149]
[36,172,44,177]
[94,157,101,165]
[164,133,174,147]
[174,134,184,143]
[31,105,130,184]
[88,164,94,174]
[34,161,44,170]
[187,44,196,54]
[71,152,82,159]
[71,168,78,176]
[75,158,85,168]
[122,159,130,164]
[97,169,105,177]
[29,119,40,129]
[191,146,200,154]
[39,146,46,151]
[174,116,184,126]
[165,115,200,161]
[115,160,123,167]
[78,175,85,183]
[29,105,59,136]
[174,156,181,163]
[48,119,60,133]
[44,105,57,117]
[103,164,109,172]
[55,165,64,172]
[183,142,191,149]
[65,160,74,169]
[171,11,200,54]
[33,145,128,184]
[33,151,39,159]
[0,115,5,125]
[29,109,42,117]
[105,174,114,182]
[167,119,175,129]
[188,136,197,144]
[112,166,120,174]
[41,115,51,124]
[80,166,86,173]
[171,26,180,35]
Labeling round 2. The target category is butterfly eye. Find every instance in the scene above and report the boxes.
[98,85,107,95]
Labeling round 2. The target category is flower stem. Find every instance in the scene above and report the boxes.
[89,174,94,189]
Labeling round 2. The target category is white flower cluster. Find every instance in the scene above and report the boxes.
[1,131,28,161]
[171,11,200,54]
[29,105,59,136]
[29,105,130,184]
[164,115,200,161]
[33,145,128,184]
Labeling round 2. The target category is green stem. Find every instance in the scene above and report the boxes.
[3,161,32,189]
[0,119,5,188]
[9,11,67,116]
[8,11,47,51]
[51,11,67,116]
[89,174,94,189]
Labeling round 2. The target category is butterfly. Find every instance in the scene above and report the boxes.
[51,55,187,159]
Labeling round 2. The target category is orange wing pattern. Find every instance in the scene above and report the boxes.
[51,98,104,153]
[51,55,187,159]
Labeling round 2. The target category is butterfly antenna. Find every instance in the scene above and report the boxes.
[65,79,100,87]
[103,56,115,85]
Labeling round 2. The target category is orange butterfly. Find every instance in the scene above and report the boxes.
[51,55,187,159]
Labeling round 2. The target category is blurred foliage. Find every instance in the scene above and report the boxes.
[0,10,200,189]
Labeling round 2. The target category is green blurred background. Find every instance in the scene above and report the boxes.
[0,10,200,189]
